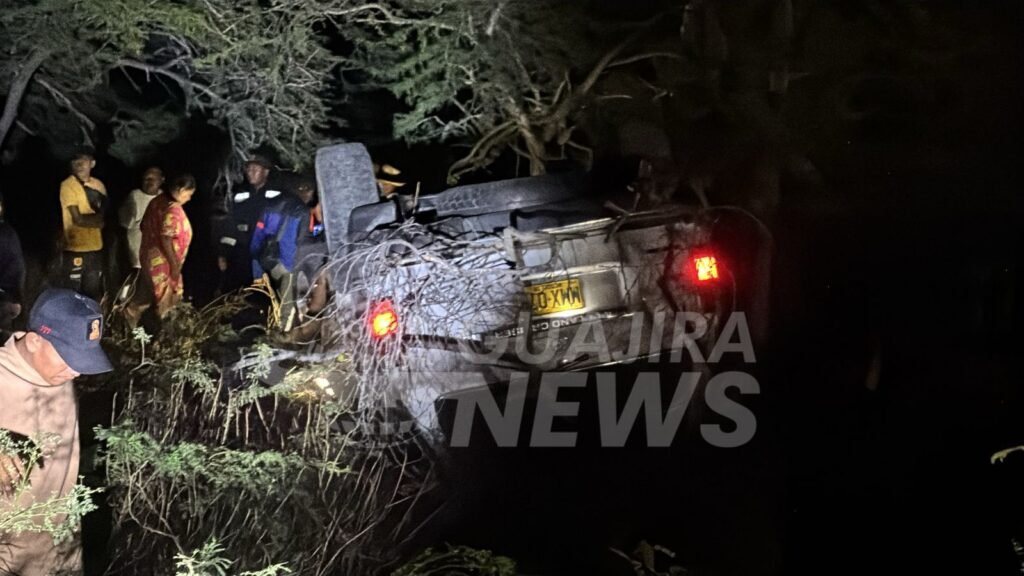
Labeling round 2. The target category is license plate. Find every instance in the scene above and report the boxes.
[526,279,585,315]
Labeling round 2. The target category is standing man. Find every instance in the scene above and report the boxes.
[59,150,107,300]
[217,153,286,293]
[0,288,112,575]
[118,166,163,270]
[0,190,26,335]
[249,179,327,334]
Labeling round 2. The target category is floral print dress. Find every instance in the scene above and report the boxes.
[139,194,192,303]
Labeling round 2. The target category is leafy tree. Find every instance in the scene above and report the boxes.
[2,0,685,179]
[0,0,958,191]
[0,0,338,168]
[336,0,681,181]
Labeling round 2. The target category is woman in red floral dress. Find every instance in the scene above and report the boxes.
[128,175,195,323]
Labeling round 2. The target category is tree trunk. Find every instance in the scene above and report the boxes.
[0,50,48,149]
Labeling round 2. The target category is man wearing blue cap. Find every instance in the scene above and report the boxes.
[0,288,112,575]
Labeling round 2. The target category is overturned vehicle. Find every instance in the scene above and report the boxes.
[314,144,771,444]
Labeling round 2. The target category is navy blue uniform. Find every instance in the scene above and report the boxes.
[217,180,289,292]
[250,196,328,332]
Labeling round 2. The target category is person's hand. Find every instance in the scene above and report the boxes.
[0,454,25,496]
[217,256,228,272]
[156,290,180,317]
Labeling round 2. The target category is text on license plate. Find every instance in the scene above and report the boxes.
[526,279,585,315]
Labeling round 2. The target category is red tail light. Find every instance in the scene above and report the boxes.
[369,300,399,338]
[688,250,721,284]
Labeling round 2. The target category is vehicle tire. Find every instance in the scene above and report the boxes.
[316,143,382,254]
[422,172,587,217]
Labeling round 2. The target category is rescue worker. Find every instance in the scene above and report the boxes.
[249,179,328,335]
[58,150,108,300]
[216,154,288,294]
[291,197,331,344]
[0,288,112,575]
[0,190,26,336]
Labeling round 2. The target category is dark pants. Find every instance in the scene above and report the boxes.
[63,250,104,301]
[220,243,254,294]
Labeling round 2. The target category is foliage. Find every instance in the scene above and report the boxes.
[95,426,337,494]
[0,430,100,545]
[3,0,670,178]
[1,0,971,189]
[107,105,185,166]
[174,538,291,576]
[391,545,516,576]
[341,0,588,141]
[337,0,670,181]
[93,297,439,575]
[0,0,339,167]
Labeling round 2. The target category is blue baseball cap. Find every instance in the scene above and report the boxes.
[28,288,113,375]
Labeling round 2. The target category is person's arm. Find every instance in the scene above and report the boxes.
[162,209,182,279]
[68,205,105,228]
[250,212,272,279]
[217,190,244,269]
[88,179,108,216]
[162,235,182,279]
[60,179,104,228]
[280,216,300,271]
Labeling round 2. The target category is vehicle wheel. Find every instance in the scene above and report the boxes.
[423,172,587,216]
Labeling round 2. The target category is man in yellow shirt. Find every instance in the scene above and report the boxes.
[59,151,107,300]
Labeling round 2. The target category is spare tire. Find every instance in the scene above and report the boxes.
[316,143,381,254]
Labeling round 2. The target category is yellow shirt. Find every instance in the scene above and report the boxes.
[59,176,107,252]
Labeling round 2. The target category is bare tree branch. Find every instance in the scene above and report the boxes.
[34,77,97,132]
[608,51,685,69]
[14,120,36,136]
[322,3,459,31]
[0,49,49,148]
[486,0,508,36]
[117,60,226,105]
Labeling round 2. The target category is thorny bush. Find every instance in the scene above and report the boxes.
[0,430,99,546]
[91,294,441,575]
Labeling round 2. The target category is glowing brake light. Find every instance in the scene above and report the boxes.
[687,250,721,284]
[693,255,719,282]
[369,300,399,338]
